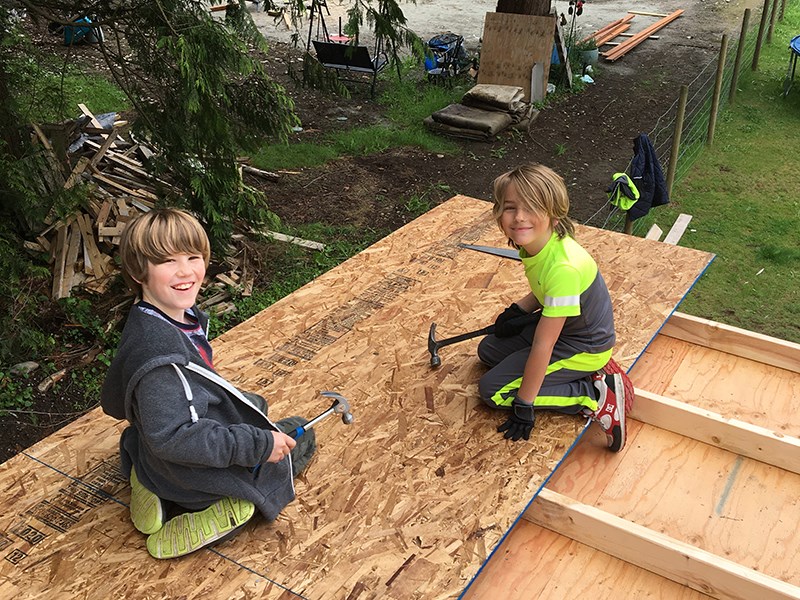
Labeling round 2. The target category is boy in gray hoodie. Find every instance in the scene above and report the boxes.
[101,208,314,559]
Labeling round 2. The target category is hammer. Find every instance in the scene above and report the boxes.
[427,310,542,368]
[287,391,354,438]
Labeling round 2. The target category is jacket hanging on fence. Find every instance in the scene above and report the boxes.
[628,133,669,220]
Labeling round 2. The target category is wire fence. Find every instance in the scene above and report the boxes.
[586,0,781,237]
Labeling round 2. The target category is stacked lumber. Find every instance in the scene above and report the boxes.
[603,10,684,61]
[25,104,261,312]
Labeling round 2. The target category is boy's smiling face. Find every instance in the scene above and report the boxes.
[139,252,206,323]
[499,184,554,256]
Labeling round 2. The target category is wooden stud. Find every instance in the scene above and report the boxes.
[645,224,663,241]
[631,388,800,475]
[603,10,684,61]
[526,488,800,600]
[662,213,692,244]
[662,312,800,374]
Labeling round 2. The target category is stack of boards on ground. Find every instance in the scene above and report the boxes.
[0,196,713,599]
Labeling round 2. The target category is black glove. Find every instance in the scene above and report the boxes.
[497,398,535,441]
[494,303,528,338]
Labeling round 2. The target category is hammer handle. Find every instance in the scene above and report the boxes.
[435,325,495,349]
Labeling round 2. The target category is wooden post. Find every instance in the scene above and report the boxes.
[752,0,770,71]
[665,85,688,199]
[779,0,787,21]
[707,34,728,146]
[729,9,751,104]
[624,214,634,235]
[767,0,779,44]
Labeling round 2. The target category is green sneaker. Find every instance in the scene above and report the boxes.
[130,466,164,535]
[146,497,255,559]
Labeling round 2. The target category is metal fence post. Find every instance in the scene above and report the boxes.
[666,85,688,199]
[730,9,751,104]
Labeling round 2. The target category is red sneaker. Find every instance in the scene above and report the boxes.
[601,357,634,414]
[591,372,627,452]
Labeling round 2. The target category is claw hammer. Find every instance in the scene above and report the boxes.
[288,391,354,438]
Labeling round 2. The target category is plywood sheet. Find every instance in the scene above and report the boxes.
[0,196,713,599]
[478,13,556,101]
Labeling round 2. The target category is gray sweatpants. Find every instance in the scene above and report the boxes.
[477,320,609,414]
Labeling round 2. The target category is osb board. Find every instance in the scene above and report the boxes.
[0,196,713,599]
[477,13,556,102]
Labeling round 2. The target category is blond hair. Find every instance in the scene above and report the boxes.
[119,208,210,297]
[492,164,575,244]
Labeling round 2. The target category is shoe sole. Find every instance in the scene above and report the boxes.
[146,497,255,559]
[608,373,627,452]
[130,467,164,535]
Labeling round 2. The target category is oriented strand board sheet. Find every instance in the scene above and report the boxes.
[466,328,800,598]
[0,196,712,599]
[477,13,556,101]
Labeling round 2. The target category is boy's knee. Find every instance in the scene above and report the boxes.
[476,336,497,367]
[478,374,502,408]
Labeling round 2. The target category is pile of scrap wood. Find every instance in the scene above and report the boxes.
[423,84,538,141]
[25,104,261,313]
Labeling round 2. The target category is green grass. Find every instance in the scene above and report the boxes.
[250,64,464,171]
[12,54,129,123]
[641,4,800,343]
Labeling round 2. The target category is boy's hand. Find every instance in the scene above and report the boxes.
[497,398,535,441]
[267,431,297,463]
[494,303,528,338]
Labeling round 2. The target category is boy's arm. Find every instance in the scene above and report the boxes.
[515,292,541,313]
[135,367,275,469]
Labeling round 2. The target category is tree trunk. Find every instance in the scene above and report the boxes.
[495,0,551,16]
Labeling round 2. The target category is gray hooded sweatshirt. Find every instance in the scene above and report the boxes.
[100,305,295,520]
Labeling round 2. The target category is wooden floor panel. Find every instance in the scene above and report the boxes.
[463,519,713,600]
[467,328,800,598]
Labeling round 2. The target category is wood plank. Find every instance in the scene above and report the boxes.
[50,224,68,300]
[631,388,800,475]
[75,213,108,278]
[663,213,693,244]
[88,129,120,168]
[580,14,635,44]
[478,13,556,102]
[603,9,684,61]
[595,22,633,46]
[61,222,82,297]
[662,312,800,374]
[525,488,800,600]
[645,223,663,240]
[63,156,90,189]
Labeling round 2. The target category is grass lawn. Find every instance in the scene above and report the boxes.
[643,4,800,343]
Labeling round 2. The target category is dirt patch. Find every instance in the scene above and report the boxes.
[1,0,759,463]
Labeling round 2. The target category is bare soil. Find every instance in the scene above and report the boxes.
[1,0,758,463]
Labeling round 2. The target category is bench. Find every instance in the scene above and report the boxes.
[312,40,389,97]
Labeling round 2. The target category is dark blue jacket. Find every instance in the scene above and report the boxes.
[629,133,669,220]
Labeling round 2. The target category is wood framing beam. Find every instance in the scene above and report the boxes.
[631,388,800,475]
[663,312,800,374]
[525,488,800,600]
[603,9,684,61]
[580,14,634,45]
[663,213,692,244]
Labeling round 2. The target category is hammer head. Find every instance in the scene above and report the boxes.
[428,323,441,368]
[321,391,354,425]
